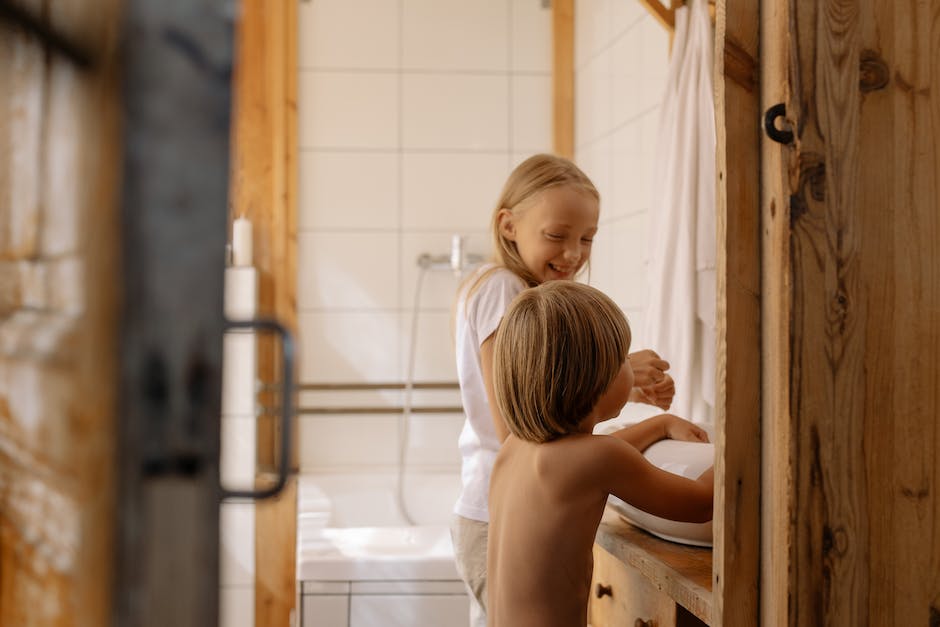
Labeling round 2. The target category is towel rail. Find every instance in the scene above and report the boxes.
[257,381,464,415]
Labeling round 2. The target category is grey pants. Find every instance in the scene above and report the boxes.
[450,515,488,627]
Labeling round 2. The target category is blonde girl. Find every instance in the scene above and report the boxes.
[451,154,675,627]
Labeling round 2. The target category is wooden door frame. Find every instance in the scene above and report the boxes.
[230,1,298,625]
[714,2,762,625]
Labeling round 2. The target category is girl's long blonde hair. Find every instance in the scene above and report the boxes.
[463,154,600,299]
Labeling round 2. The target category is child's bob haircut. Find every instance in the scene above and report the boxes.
[492,281,631,443]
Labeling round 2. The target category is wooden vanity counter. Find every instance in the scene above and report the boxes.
[590,507,713,626]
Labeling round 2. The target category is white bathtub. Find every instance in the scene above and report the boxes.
[296,472,469,627]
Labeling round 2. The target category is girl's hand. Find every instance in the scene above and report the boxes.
[628,350,674,410]
[660,414,709,443]
[629,349,670,388]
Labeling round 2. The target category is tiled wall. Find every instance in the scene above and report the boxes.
[573,0,670,363]
[296,0,553,477]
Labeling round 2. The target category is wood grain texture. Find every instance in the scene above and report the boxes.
[781,0,940,624]
[595,512,713,624]
[590,542,679,627]
[713,1,761,626]
[230,1,298,625]
[0,0,121,625]
[759,0,795,625]
[553,0,574,158]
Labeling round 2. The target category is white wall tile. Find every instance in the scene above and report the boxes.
[635,110,660,213]
[637,16,671,79]
[575,0,610,69]
[586,225,614,297]
[299,414,399,469]
[402,74,508,150]
[298,232,399,310]
[574,52,611,149]
[575,136,611,213]
[298,71,398,149]
[298,311,402,383]
[610,31,644,128]
[220,503,255,586]
[298,151,399,230]
[298,0,400,70]
[402,0,509,71]
[400,311,459,382]
[511,74,552,153]
[610,121,642,219]
[610,0,646,38]
[402,153,510,230]
[609,214,650,311]
[511,0,552,73]
[219,586,254,627]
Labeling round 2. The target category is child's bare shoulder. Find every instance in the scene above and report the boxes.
[542,433,638,473]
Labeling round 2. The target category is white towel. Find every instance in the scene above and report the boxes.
[642,0,716,423]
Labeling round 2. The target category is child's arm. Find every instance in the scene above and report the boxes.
[590,436,714,523]
[480,334,510,442]
[608,413,708,452]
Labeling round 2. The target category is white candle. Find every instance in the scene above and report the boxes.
[232,217,253,267]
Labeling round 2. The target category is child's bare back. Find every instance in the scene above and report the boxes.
[488,434,608,627]
[486,282,714,627]
[488,428,712,627]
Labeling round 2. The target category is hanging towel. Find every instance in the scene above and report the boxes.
[642,0,716,423]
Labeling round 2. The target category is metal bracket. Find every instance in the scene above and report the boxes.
[764,103,794,145]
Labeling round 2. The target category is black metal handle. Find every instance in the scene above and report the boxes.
[764,103,794,145]
[221,317,294,501]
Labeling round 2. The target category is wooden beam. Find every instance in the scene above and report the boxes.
[230,0,298,625]
[552,0,574,159]
[713,0,761,626]
[639,0,677,31]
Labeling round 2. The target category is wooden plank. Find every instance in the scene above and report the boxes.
[713,2,761,626]
[781,0,940,623]
[230,0,298,624]
[758,0,793,625]
[552,0,574,158]
[0,0,122,625]
[595,511,713,624]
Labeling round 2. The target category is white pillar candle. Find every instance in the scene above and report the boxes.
[231,216,253,267]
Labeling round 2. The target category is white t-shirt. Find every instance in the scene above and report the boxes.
[454,264,526,522]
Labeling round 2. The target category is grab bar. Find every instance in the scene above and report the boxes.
[263,381,460,392]
[270,405,464,416]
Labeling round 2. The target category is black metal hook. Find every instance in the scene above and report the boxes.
[764,103,794,145]
[0,0,94,69]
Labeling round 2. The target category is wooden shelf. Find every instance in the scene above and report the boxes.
[594,507,713,625]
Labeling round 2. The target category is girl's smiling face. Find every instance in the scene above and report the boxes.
[498,185,600,283]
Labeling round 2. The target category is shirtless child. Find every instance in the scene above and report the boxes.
[486,281,714,627]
